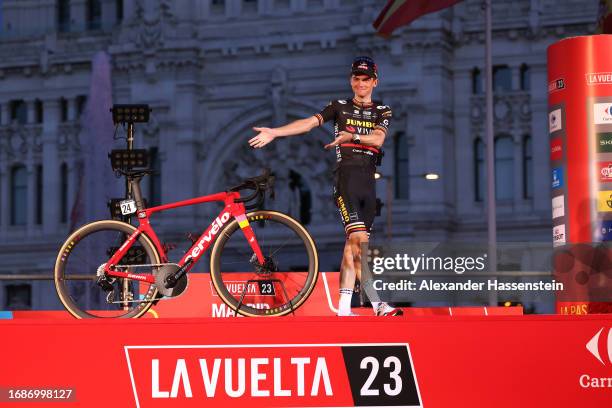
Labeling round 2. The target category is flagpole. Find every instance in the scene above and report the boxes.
[484,0,497,305]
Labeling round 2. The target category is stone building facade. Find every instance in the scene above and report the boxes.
[0,0,598,310]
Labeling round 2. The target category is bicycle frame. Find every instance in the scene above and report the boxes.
[103,190,265,284]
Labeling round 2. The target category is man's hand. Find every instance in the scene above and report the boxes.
[249,127,277,148]
[324,131,353,150]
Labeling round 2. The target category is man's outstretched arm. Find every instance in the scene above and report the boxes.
[249,116,319,149]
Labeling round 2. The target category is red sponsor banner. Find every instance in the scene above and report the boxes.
[551,138,563,161]
[0,315,611,407]
[139,273,521,318]
[599,161,612,182]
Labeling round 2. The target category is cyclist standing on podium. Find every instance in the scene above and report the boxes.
[249,56,402,316]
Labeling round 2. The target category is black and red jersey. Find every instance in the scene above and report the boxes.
[315,98,392,170]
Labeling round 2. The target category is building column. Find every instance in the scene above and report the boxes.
[259,0,272,14]
[529,62,549,213]
[512,65,521,92]
[123,0,136,21]
[26,100,36,124]
[26,163,36,235]
[291,0,306,12]
[513,134,523,207]
[1,103,10,125]
[226,0,239,18]
[0,167,7,233]
[67,160,78,220]
[70,0,87,31]
[42,99,61,234]
[100,0,117,29]
[162,81,199,225]
[324,0,339,9]
[67,98,77,122]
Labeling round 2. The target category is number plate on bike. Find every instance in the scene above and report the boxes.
[119,199,137,215]
[257,280,276,296]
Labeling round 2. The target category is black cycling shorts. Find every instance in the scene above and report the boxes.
[333,167,376,237]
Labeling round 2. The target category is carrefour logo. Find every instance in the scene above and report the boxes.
[581,327,612,388]
[586,327,612,366]
[594,103,612,124]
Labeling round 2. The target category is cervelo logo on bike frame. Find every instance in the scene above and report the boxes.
[189,212,231,260]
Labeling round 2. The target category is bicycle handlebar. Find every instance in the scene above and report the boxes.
[229,168,275,210]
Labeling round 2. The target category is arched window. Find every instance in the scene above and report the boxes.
[493,65,512,93]
[10,100,27,124]
[471,68,482,95]
[10,165,27,225]
[523,135,533,199]
[60,163,68,223]
[520,64,530,91]
[474,139,485,201]
[394,131,410,199]
[495,136,514,201]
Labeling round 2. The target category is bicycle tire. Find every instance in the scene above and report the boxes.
[54,220,160,319]
[209,210,319,317]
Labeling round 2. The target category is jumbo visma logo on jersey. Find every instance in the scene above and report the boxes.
[346,118,375,134]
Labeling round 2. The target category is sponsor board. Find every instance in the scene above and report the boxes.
[600,220,612,241]
[553,224,566,247]
[593,103,612,124]
[598,191,612,212]
[552,195,565,219]
[599,162,612,182]
[551,138,563,161]
[552,168,564,189]
[597,133,612,153]
[549,109,562,133]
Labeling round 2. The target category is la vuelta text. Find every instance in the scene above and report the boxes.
[151,357,334,398]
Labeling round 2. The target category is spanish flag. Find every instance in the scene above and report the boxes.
[597,0,612,34]
[373,0,464,37]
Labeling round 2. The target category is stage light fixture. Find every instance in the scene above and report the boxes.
[111,104,151,123]
[109,149,149,170]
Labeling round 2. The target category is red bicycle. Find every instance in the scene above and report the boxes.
[54,169,319,318]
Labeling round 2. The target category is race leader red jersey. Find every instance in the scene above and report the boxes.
[315,99,392,170]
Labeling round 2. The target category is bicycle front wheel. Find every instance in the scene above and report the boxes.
[210,210,319,317]
[54,220,160,318]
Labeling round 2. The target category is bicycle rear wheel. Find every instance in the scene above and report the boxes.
[210,210,319,317]
[54,220,160,318]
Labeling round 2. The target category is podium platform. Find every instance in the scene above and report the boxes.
[0,314,610,407]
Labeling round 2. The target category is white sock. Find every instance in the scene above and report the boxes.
[338,288,353,316]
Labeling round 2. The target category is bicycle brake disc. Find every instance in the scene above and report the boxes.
[154,264,188,298]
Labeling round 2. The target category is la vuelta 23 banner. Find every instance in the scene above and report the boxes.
[126,343,421,407]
